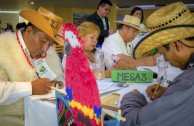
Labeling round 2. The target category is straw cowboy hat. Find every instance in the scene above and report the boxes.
[133,2,194,59]
[115,15,146,32]
[19,7,64,46]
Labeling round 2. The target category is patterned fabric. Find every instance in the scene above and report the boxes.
[56,91,76,126]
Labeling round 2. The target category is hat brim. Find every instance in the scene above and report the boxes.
[115,21,146,32]
[19,9,63,46]
[133,24,194,59]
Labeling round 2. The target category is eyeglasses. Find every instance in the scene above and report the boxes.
[103,7,111,12]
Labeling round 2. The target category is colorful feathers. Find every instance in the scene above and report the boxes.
[62,23,102,126]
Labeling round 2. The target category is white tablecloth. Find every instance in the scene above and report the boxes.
[24,97,58,126]
[24,78,121,126]
[24,66,182,126]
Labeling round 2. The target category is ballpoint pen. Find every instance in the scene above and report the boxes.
[154,76,163,92]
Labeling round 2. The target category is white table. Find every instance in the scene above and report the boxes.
[24,78,121,126]
[24,66,182,126]
[24,96,57,126]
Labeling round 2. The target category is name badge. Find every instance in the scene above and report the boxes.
[111,70,153,83]
[35,58,57,81]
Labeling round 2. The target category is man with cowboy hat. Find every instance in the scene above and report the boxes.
[0,7,64,126]
[120,2,194,126]
[102,15,158,70]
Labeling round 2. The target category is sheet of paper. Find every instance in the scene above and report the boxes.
[97,81,113,91]
[30,90,55,100]
[96,78,123,95]
[30,88,66,100]
[115,80,157,106]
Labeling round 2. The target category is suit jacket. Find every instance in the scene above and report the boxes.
[86,11,109,45]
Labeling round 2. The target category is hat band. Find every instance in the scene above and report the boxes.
[56,34,63,38]
[148,8,189,30]
[129,23,139,28]
[45,17,60,31]
[148,24,194,38]
[133,24,194,58]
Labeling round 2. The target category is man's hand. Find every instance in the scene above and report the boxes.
[31,78,51,95]
[146,84,166,100]
[116,59,137,70]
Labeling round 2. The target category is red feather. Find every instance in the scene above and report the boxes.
[63,23,102,126]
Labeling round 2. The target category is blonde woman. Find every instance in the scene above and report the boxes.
[77,21,114,78]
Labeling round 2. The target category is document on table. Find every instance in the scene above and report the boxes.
[30,88,66,100]
[97,81,113,91]
[115,82,156,106]
[96,78,123,95]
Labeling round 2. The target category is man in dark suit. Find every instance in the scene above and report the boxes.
[86,0,116,46]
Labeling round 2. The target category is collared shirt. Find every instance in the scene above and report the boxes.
[18,29,35,64]
[102,31,133,69]
[102,31,133,56]
[86,11,109,45]
[186,53,194,68]
[102,18,107,30]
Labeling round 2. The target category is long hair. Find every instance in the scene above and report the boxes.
[130,7,144,23]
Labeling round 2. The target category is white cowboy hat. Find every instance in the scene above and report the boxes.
[115,15,146,32]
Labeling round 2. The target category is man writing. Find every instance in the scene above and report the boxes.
[0,7,63,126]
[102,15,157,70]
[120,2,194,126]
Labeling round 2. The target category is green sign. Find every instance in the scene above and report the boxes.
[111,70,153,83]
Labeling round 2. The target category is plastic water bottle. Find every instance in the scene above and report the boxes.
[94,45,105,80]
[157,55,168,86]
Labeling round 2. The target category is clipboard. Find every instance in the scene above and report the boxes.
[101,93,120,111]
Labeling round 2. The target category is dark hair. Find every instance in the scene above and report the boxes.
[130,7,144,23]
[162,36,194,51]
[98,0,112,8]
[186,36,194,41]
[16,22,26,30]
[162,43,170,51]
[117,23,124,30]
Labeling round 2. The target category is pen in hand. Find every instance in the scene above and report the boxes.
[154,76,163,93]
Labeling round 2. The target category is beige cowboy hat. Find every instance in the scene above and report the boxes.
[115,15,146,32]
[19,7,64,46]
[133,2,194,59]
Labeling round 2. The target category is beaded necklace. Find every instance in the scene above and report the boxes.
[16,31,34,68]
